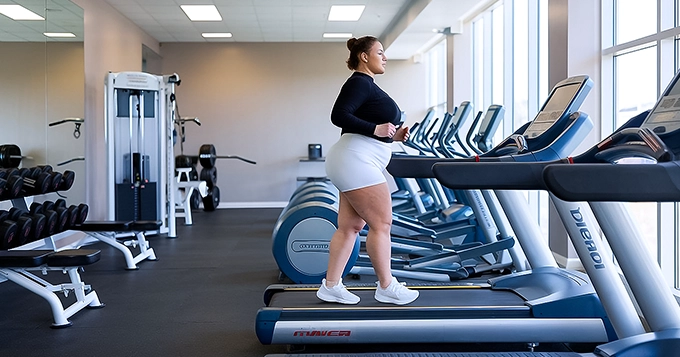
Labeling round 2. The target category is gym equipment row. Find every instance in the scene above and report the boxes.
[420,83,680,355]
[260,71,680,356]
[270,102,519,284]
[257,75,620,348]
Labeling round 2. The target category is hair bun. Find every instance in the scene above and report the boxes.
[346,38,358,51]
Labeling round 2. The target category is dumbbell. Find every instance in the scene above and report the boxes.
[0,210,32,248]
[52,199,86,228]
[0,219,17,250]
[8,207,45,243]
[56,170,75,191]
[74,203,88,224]
[36,201,69,234]
[35,165,64,192]
[29,202,59,237]
[0,168,23,199]
[52,199,82,230]
[16,167,52,195]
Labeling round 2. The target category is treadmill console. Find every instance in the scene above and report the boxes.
[478,105,504,138]
[523,76,592,138]
[643,72,680,134]
[452,101,472,127]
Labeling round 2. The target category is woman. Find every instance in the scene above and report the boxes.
[316,36,419,305]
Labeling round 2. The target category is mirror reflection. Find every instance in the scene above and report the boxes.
[0,0,84,204]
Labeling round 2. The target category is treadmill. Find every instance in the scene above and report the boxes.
[422,68,680,356]
[256,76,617,347]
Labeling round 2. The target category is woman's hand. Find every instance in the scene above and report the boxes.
[392,126,410,142]
[374,123,397,138]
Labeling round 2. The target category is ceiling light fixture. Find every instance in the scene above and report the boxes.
[44,32,76,38]
[323,33,352,39]
[180,5,222,21]
[0,5,44,20]
[328,5,365,21]
[202,33,233,38]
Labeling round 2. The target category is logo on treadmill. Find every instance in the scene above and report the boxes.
[293,330,351,337]
[570,207,605,269]
[291,240,329,253]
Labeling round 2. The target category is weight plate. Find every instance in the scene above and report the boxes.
[175,155,194,168]
[0,144,21,168]
[190,190,201,210]
[202,186,220,211]
[199,144,217,169]
[199,167,217,188]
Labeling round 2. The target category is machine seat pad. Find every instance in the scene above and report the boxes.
[130,220,162,231]
[73,221,132,232]
[0,250,54,268]
[46,249,101,266]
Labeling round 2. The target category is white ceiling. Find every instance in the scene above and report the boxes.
[0,0,483,59]
[0,0,84,42]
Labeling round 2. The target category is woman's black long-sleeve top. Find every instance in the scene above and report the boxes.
[330,72,402,143]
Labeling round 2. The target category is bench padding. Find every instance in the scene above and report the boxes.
[73,221,132,231]
[46,249,100,266]
[129,220,162,231]
[0,250,54,267]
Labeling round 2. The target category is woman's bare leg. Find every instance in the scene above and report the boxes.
[338,182,393,288]
[325,191,366,286]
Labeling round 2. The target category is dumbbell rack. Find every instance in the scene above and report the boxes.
[0,165,104,328]
[0,166,87,252]
[6,199,90,252]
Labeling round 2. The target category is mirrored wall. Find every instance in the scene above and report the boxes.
[0,0,85,205]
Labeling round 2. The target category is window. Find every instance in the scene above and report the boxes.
[425,39,447,120]
[615,0,657,45]
[469,0,549,235]
[603,0,680,287]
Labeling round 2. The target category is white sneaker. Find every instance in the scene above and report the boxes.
[374,277,419,305]
[316,278,360,305]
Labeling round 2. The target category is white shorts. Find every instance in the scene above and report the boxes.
[325,133,392,192]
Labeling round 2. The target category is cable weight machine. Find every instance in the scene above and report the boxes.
[105,72,172,235]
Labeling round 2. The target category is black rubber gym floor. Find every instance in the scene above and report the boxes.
[0,208,579,357]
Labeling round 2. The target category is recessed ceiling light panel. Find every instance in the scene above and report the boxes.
[0,5,45,20]
[180,5,222,21]
[323,33,352,39]
[328,5,365,21]
[44,32,76,38]
[202,33,233,38]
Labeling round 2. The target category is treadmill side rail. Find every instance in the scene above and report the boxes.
[261,318,608,345]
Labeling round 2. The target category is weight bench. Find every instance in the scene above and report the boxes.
[73,221,160,270]
[0,248,103,328]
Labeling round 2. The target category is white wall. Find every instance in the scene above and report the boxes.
[73,0,160,220]
[159,42,427,205]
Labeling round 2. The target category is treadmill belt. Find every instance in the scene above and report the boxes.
[267,287,532,320]
[269,287,525,308]
[265,353,581,356]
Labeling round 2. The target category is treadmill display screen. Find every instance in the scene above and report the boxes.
[644,73,680,133]
[523,83,580,138]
